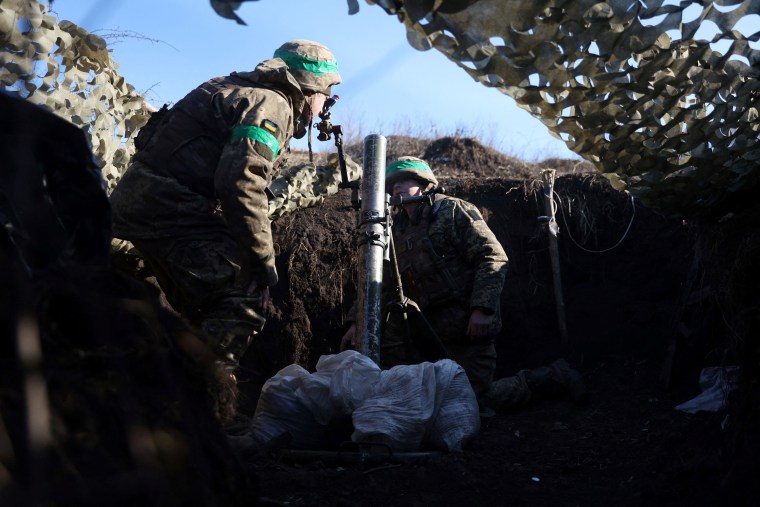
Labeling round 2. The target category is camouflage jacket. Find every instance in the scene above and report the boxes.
[110,59,308,287]
[389,195,509,341]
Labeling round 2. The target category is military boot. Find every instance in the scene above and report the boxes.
[202,318,257,368]
[524,358,588,404]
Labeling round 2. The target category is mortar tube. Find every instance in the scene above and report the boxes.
[356,134,387,365]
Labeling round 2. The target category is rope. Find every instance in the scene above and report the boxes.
[553,190,636,254]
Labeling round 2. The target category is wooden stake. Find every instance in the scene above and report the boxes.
[541,169,569,345]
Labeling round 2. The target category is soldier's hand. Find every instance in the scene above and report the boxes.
[340,323,358,351]
[467,308,494,339]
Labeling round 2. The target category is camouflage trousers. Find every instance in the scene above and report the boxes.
[380,310,531,410]
[479,371,532,412]
[131,234,266,365]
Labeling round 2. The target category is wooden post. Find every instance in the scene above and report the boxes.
[541,169,569,345]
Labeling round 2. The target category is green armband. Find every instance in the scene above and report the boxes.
[230,125,281,161]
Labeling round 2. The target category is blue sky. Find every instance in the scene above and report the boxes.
[48,0,576,160]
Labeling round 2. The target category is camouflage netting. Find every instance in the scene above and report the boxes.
[0,0,152,192]
[268,152,362,220]
[359,0,760,218]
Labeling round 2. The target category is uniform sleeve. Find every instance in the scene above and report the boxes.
[213,89,293,287]
[451,200,509,312]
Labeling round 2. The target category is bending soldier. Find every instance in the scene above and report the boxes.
[341,156,586,413]
[111,40,342,370]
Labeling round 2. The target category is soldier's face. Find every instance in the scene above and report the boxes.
[392,178,422,198]
[307,92,329,119]
[295,92,329,139]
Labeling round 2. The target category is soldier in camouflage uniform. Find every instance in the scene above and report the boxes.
[110,40,342,369]
[342,157,586,413]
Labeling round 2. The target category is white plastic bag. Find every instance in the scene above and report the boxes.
[248,364,337,449]
[318,350,382,416]
[351,362,439,451]
[425,359,481,452]
[675,366,740,414]
[248,351,481,452]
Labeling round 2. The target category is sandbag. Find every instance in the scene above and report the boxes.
[426,359,481,452]
[248,351,480,452]
[351,362,439,451]
[248,364,336,449]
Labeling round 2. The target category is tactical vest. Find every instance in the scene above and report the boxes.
[393,196,476,312]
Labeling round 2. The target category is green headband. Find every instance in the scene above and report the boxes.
[273,49,339,76]
[386,160,432,175]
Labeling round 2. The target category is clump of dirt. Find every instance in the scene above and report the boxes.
[422,136,533,178]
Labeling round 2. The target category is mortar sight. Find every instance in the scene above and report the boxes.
[315,94,340,141]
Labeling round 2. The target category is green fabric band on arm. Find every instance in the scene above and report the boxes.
[273,50,339,76]
[387,160,432,174]
[230,125,280,160]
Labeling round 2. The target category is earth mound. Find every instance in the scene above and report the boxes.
[295,135,596,180]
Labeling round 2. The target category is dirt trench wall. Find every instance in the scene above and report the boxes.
[237,173,698,410]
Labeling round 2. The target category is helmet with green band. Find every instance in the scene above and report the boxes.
[385,156,439,194]
[274,40,341,95]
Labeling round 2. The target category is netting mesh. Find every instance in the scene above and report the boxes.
[0,0,153,193]
[366,0,760,217]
